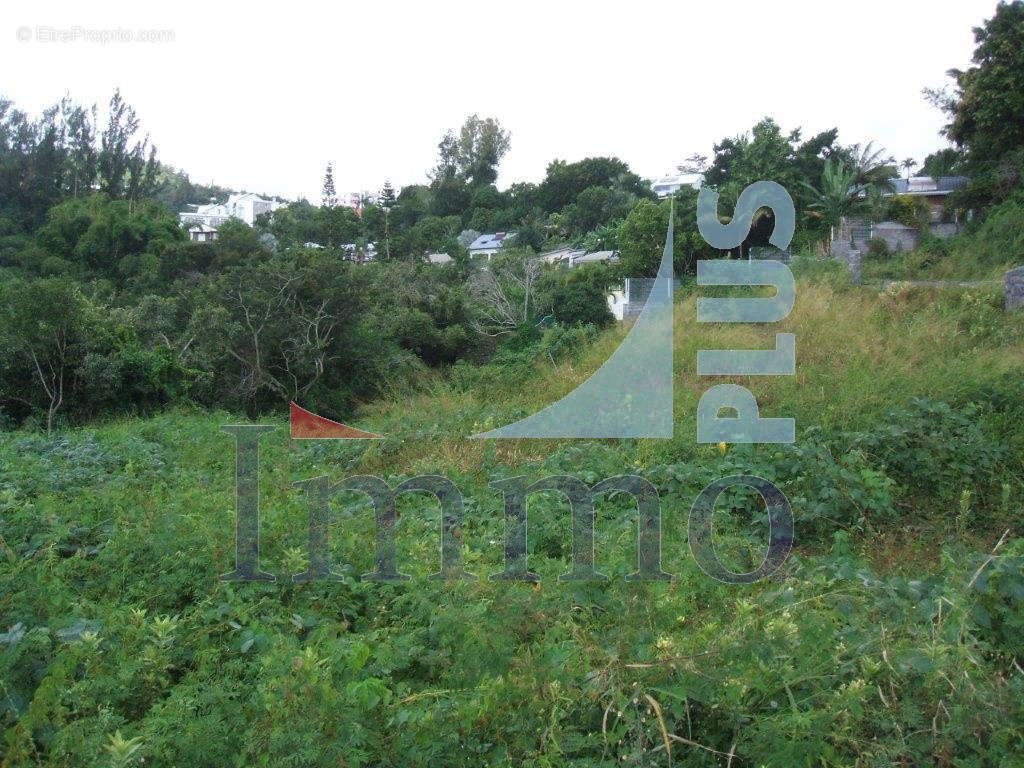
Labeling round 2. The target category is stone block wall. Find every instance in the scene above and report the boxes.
[871,222,918,252]
[1007,266,1024,311]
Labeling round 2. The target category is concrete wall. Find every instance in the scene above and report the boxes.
[607,278,681,321]
[871,222,918,252]
[930,222,962,239]
[1007,267,1024,311]
[749,246,791,263]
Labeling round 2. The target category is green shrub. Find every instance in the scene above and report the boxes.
[537,263,615,329]
[888,194,931,230]
[967,537,1024,658]
[866,237,890,260]
[846,397,1002,508]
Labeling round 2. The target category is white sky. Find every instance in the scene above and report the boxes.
[1,0,996,202]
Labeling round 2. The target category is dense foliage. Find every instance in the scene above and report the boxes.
[930,0,1024,211]
[1,277,1022,766]
[1,6,1023,764]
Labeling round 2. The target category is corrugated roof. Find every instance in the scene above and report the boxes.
[468,232,516,251]
[889,176,968,195]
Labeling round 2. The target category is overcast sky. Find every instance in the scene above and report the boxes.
[1,0,997,202]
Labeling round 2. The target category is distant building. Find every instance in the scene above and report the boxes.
[651,171,702,198]
[536,246,618,268]
[425,252,454,265]
[187,224,218,243]
[538,245,583,266]
[468,231,516,260]
[178,192,287,236]
[607,277,680,321]
[569,250,618,268]
[882,176,969,222]
[341,243,376,263]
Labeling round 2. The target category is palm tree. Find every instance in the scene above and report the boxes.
[801,157,862,250]
[901,157,918,181]
[847,141,897,191]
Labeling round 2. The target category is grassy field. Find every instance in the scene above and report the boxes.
[2,270,1023,766]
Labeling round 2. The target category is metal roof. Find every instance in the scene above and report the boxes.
[468,232,516,251]
[888,176,969,195]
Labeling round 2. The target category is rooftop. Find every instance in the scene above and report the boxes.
[468,232,516,251]
[888,176,969,196]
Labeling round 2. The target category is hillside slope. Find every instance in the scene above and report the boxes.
[1,272,1023,766]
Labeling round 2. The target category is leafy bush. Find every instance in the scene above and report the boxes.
[647,434,896,535]
[866,237,890,260]
[888,194,931,230]
[537,263,615,329]
[967,537,1024,658]
[846,397,1002,507]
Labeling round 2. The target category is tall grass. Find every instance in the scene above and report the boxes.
[1,276,1022,766]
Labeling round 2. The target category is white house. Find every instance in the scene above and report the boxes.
[569,250,618,268]
[607,278,679,321]
[538,245,583,266]
[468,231,516,260]
[607,279,650,321]
[187,224,219,243]
[535,246,617,268]
[650,171,702,198]
[178,192,287,237]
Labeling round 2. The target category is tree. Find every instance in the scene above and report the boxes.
[468,249,541,336]
[98,90,157,203]
[704,118,801,196]
[561,185,639,238]
[0,91,161,232]
[801,157,863,249]
[679,153,709,174]
[321,163,339,247]
[431,131,461,183]
[901,158,918,181]
[580,220,621,253]
[31,194,182,282]
[0,277,88,433]
[702,118,847,241]
[403,215,461,257]
[61,99,97,198]
[321,162,337,208]
[319,205,361,251]
[942,1,1024,164]
[538,157,651,215]
[618,194,706,277]
[455,115,510,186]
[379,181,396,260]
[537,264,615,329]
[927,1,1024,208]
[844,142,897,189]
[188,253,379,414]
[922,148,967,178]
[213,218,264,265]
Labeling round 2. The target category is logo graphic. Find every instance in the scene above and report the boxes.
[289,401,383,439]
[242,182,801,585]
[470,201,676,438]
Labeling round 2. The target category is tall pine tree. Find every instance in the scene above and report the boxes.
[322,162,337,208]
[379,180,396,260]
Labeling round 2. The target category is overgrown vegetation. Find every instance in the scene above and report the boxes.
[2,4,1024,764]
[864,190,1024,281]
[2,278,1022,766]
